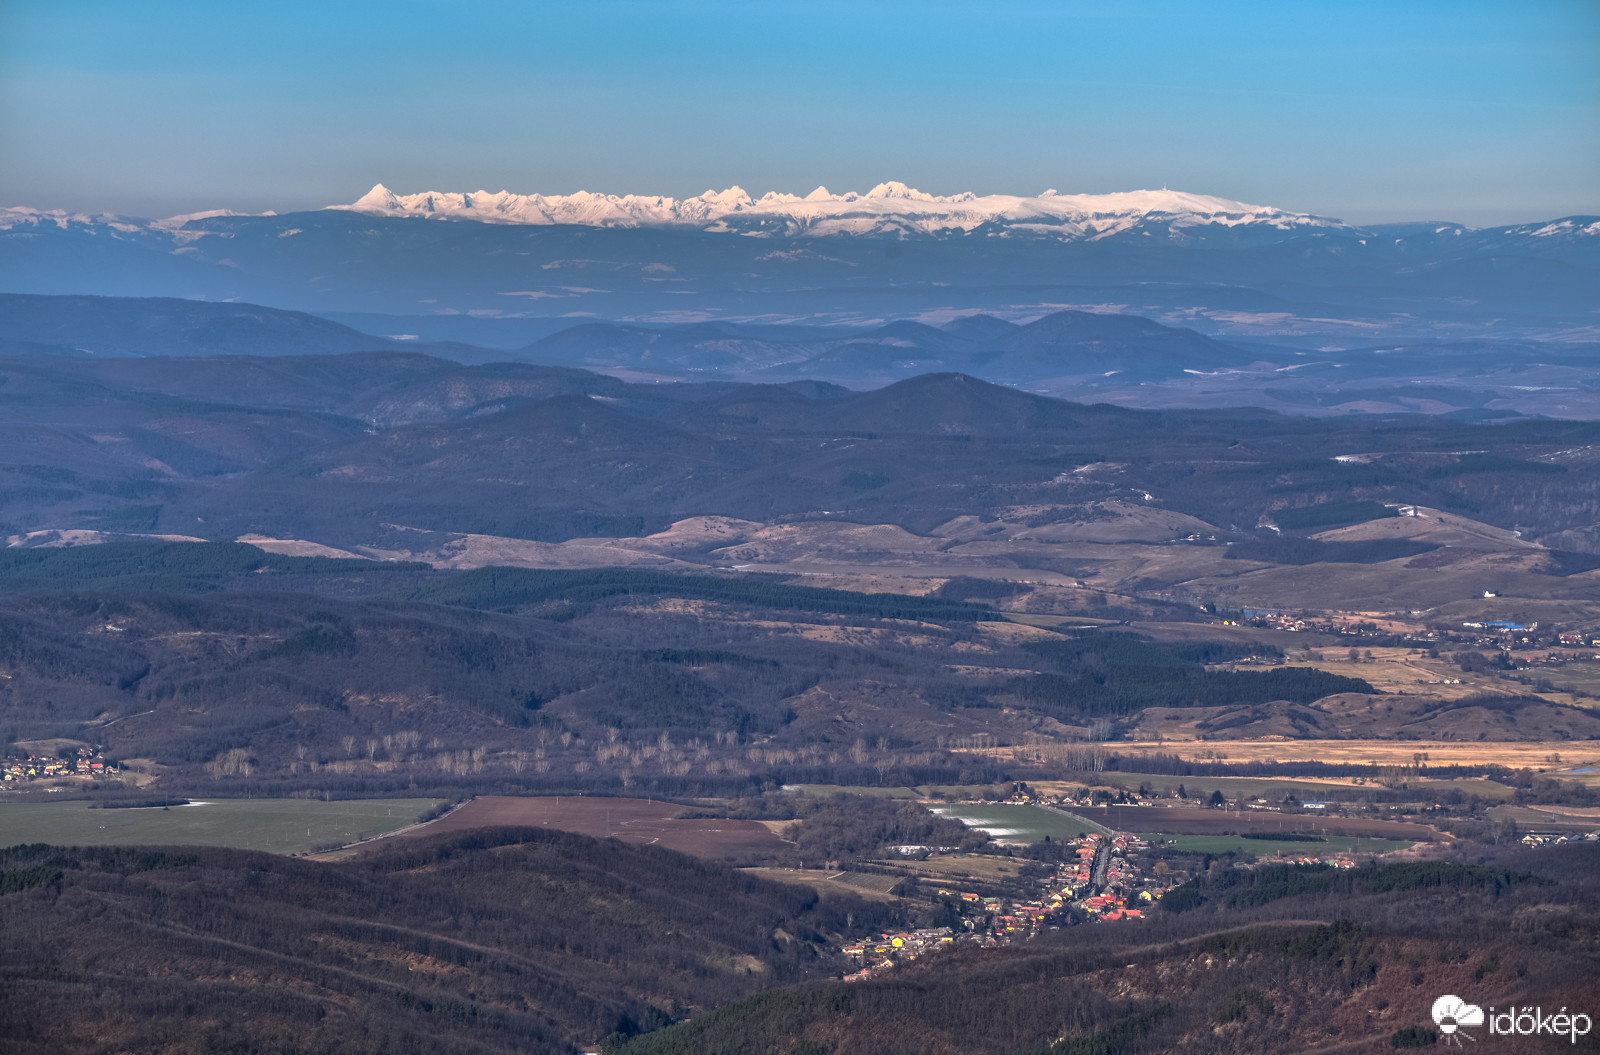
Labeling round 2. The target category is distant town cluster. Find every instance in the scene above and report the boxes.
[839,825,1363,982]
[1225,609,1600,654]
[3,746,116,784]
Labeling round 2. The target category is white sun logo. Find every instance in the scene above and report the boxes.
[1432,995,1485,1046]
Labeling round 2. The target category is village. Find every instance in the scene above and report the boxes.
[841,829,1215,981]
[1224,607,1600,656]
[836,779,1390,984]
[2,746,117,785]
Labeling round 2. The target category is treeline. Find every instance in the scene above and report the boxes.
[611,964,1167,1055]
[611,921,1381,1055]
[1269,500,1397,532]
[0,565,1020,769]
[410,567,995,622]
[0,540,424,592]
[0,585,967,761]
[1013,634,1372,718]
[1161,860,1548,914]
[1545,549,1600,575]
[779,794,990,864]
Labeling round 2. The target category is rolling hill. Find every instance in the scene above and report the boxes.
[0,828,885,1054]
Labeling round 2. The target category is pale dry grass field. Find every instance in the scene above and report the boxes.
[1215,647,1480,698]
[1032,774,1519,800]
[1116,740,1599,769]
[890,853,1032,881]
[959,740,1599,770]
[739,867,902,900]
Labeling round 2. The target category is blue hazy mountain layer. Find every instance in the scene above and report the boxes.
[2,210,1594,341]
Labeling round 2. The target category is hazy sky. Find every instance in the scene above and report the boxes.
[3,0,1596,224]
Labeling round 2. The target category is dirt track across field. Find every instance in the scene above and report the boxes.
[388,795,787,860]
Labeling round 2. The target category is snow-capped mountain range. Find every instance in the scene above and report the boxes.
[333,182,1338,238]
[4,182,1596,246]
[0,183,1593,341]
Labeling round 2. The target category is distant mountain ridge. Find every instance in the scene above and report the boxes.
[5,347,1599,558]
[2,192,1594,359]
[521,309,1260,383]
[0,293,512,365]
[0,294,1263,387]
[6,294,1599,421]
[0,293,399,359]
[330,182,1340,238]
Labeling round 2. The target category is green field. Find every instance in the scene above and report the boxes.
[929,804,1107,842]
[1555,770,1600,790]
[0,797,444,854]
[1411,777,1519,800]
[1486,804,1600,831]
[1140,833,1417,857]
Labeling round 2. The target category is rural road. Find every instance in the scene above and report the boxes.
[1090,835,1111,893]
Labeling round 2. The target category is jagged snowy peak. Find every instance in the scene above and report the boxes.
[331,182,1341,237]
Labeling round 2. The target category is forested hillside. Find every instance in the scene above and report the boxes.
[10,822,1593,1055]
[9,544,1566,794]
[4,354,1599,553]
[3,353,1599,800]
[0,827,893,1054]
[612,844,1600,1055]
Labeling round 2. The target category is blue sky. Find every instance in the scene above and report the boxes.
[2,0,1596,224]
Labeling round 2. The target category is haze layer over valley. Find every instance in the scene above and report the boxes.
[3,180,1596,418]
